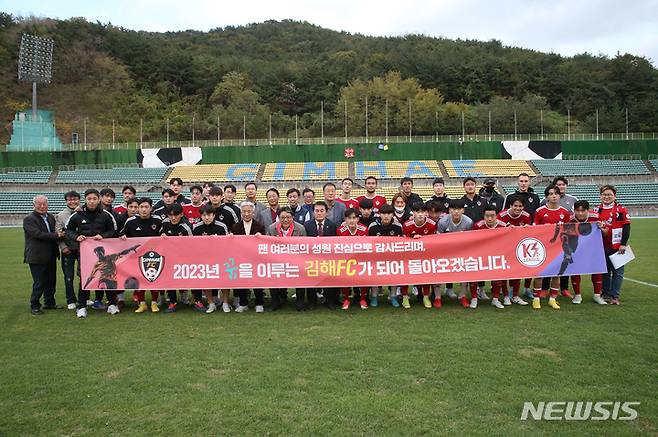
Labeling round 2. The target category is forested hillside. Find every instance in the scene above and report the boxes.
[1,13,656,144]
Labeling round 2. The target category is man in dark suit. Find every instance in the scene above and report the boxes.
[23,195,65,315]
[303,201,339,309]
[232,201,266,313]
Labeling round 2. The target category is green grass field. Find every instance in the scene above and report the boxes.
[1,220,657,436]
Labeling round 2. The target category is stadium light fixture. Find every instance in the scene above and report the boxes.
[18,33,54,121]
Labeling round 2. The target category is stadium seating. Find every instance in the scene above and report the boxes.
[502,183,658,206]
[649,159,658,172]
[353,160,442,180]
[443,160,536,178]
[0,170,52,184]
[56,167,168,184]
[0,191,162,215]
[531,160,650,176]
[168,163,261,183]
[261,162,349,181]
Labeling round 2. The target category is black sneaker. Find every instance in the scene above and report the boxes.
[31,308,44,315]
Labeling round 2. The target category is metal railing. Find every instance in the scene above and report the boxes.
[2,131,657,152]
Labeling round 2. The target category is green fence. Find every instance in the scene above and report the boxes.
[2,140,657,170]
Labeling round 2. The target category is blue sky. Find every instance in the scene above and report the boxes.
[3,0,657,65]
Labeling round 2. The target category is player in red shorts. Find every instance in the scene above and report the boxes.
[401,202,437,309]
[337,209,369,310]
[356,176,387,212]
[469,205,507,309]
[498,195,531,305]
[532,184,571,310]
[557,200,604,304]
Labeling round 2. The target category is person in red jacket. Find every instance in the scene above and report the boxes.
[593,184,631,305]
[532,184,570,310]
[337,209,369,310]
[470,205,507,309]
[401,202,437,309]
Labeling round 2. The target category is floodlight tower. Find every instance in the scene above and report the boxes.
[17,34,53,121]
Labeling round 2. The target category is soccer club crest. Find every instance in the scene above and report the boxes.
[140,251,164,282]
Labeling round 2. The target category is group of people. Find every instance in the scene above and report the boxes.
[23,172,630,317]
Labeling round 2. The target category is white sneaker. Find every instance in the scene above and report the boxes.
[180,291,190,305]
[469,298,478,309]
[503,296,512,306]
[67,303,77,310]
[412,286,419,296]
[206,303,217,313]
[222,303,231,313]
[255,305,264,313]
[491,298,504,309]
[76,308,87,318]
[477,288,490,300]
[107,304,120,315]
[572,294,583,304]
[512,296,528,306]
[86,300,94,307]
[593,294,607,305]
[445,288,458,299]
[235,305,248,313]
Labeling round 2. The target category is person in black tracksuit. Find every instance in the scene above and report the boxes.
[121,198,163,313]
[65,189,118,314]
[160,203,193,312]
[478,178,505,213]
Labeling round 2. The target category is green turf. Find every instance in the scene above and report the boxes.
[1,220,657,436]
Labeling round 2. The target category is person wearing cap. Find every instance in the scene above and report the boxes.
[478,178,505,213]
[426,177,450,216]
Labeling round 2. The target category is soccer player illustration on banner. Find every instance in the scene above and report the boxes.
[550,221,594,277]
[83,245,140,306]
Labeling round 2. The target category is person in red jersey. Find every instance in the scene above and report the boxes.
[593,184,631,305]
[498,195,531,305]
[113,185,136,215]
[400,202,436,309]
[531,184,571,310]
[467,205,508,309]
[183,184,204,225]
[559,200,605,305]
[356,176,387,212]
[337,209,369,310]
[336,177,360,210]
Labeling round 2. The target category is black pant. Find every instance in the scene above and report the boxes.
[29,262,57,310]
[237,289,264,307]
[295,288,317,310]
[61,251,78,304]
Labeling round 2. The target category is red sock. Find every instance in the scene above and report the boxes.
[533,288,542,298]
[135,290,145,302]
[150,290,159,301]
[342,288,350,300]
[359,288,367,299]
[492,282,501,299]
[421,285,430,296]
[571,275,581,295]
[550,287,559,298]
[469,283,478,299]
[401,286,409,296]
[510,279,521,297]
[524,278,532,288]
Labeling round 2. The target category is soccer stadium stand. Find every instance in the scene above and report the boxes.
[56,167,168,184]
[443,160,536,178]
[649,159,658,172]
[353,160,442,180]
[531,160,650,176]
[0,170,52,184]
[0,191,162,215]
[261,162,349,181]
[168,163,261,183]
[502,183,658,206]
